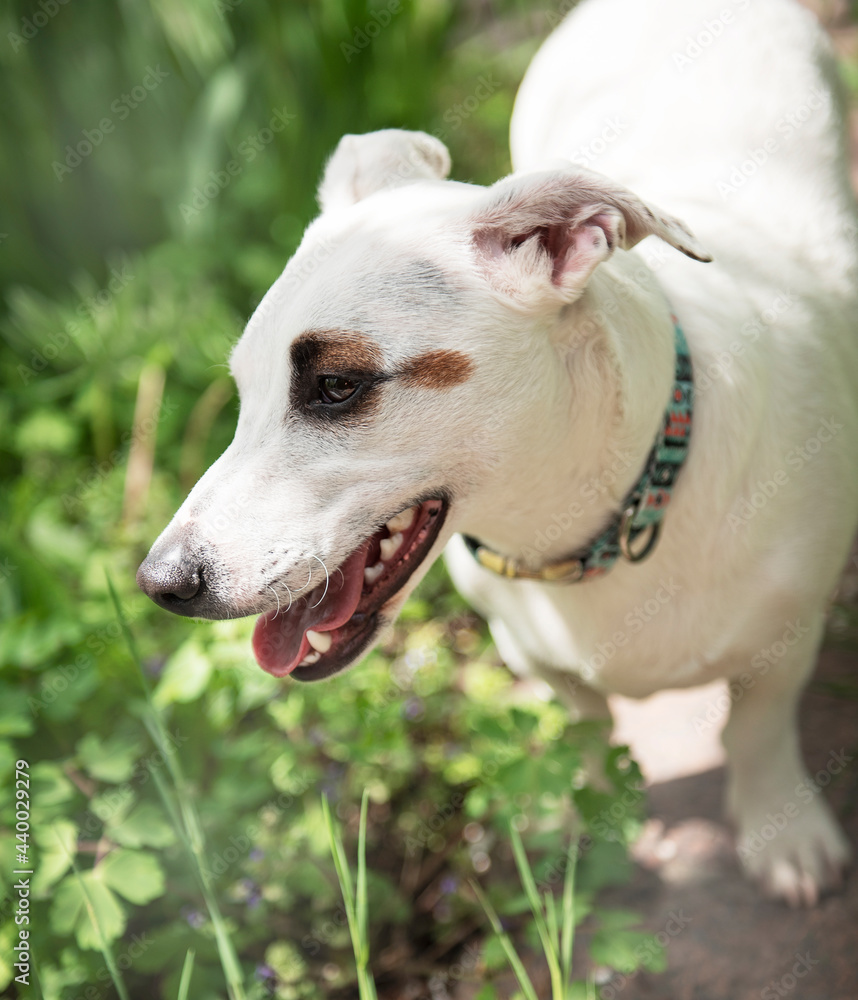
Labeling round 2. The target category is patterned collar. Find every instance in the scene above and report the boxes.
[463,316,693,584]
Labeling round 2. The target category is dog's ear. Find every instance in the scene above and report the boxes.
[471,168,711,309]
[318,129,452,214]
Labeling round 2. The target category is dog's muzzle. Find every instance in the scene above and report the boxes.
[136,534,231,619]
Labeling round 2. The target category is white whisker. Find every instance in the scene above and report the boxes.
[268,585,281,619]
[309,554,330,609]
[296,559,314,594]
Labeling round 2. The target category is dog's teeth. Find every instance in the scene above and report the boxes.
[380,532,404,561]
[364,561,385,585]
[299,650,321,665]
[386,507,416,532]
[306,629,332,653]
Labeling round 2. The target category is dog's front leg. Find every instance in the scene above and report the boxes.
[488,615,611,724]
[721,614,851,906]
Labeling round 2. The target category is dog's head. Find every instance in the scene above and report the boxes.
[137,129,709,681]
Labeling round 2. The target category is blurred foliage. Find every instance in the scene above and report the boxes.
[0,0,544,311]
[3,0,856,997]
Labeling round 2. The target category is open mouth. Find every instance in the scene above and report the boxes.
[252,497,448,681]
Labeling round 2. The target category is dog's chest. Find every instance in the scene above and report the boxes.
[445,537,744,698]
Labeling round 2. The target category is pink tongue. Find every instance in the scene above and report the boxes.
[252,543,370,676]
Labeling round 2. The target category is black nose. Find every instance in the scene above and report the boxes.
[137,553,206,617]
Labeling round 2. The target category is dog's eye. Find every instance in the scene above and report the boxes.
[318,375,359,404]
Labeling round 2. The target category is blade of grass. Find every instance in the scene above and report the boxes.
[177,949,195,1000]
[469,878,539,1000]
[357,788,370,967]
[321,794,377,1000]
[510,826,562,994]
[107,577,247,1000]
[560,839,579,988]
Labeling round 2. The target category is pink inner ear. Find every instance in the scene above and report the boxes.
[550,213,617,286]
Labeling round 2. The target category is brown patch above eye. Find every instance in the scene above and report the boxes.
[397,349,475,390]
[294,329,384,373]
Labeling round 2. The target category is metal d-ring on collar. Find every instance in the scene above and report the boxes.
[463,315,693,585]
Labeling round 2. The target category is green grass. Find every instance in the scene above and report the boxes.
[472,830,595,1000]
[321,790,377,1000]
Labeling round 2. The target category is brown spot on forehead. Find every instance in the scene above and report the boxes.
[293,328,384,373]
[397,350,475,390]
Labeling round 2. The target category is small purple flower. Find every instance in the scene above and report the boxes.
[249,847,264,862]
[144,656,165,678]
[404,697,424,720]
[440,876,458,895]
[255,964,276,982]
[181,907,205,929]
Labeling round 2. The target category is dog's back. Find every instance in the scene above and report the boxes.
[512,0,858,571]
[512,0,858,279]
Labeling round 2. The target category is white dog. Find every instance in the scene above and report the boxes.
[138,0,858,906]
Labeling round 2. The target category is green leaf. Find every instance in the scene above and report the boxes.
[99,849,166,904]
[31,761,76,809]
[0,921,14,991]
[107,801,176,848]
[590,928,664,975]
[52,872,126,950]
[33,819,79,895]
[484,930,516,971]
[153,639,213,707]
[596,908,645,931]
[76,732,143,784]
[0,682,34,737]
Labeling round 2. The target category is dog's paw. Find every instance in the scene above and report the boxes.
[735,797,851,907]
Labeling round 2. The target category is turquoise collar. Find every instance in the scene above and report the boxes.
[463,316,693,584]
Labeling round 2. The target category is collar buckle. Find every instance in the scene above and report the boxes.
[618,506,662,563]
